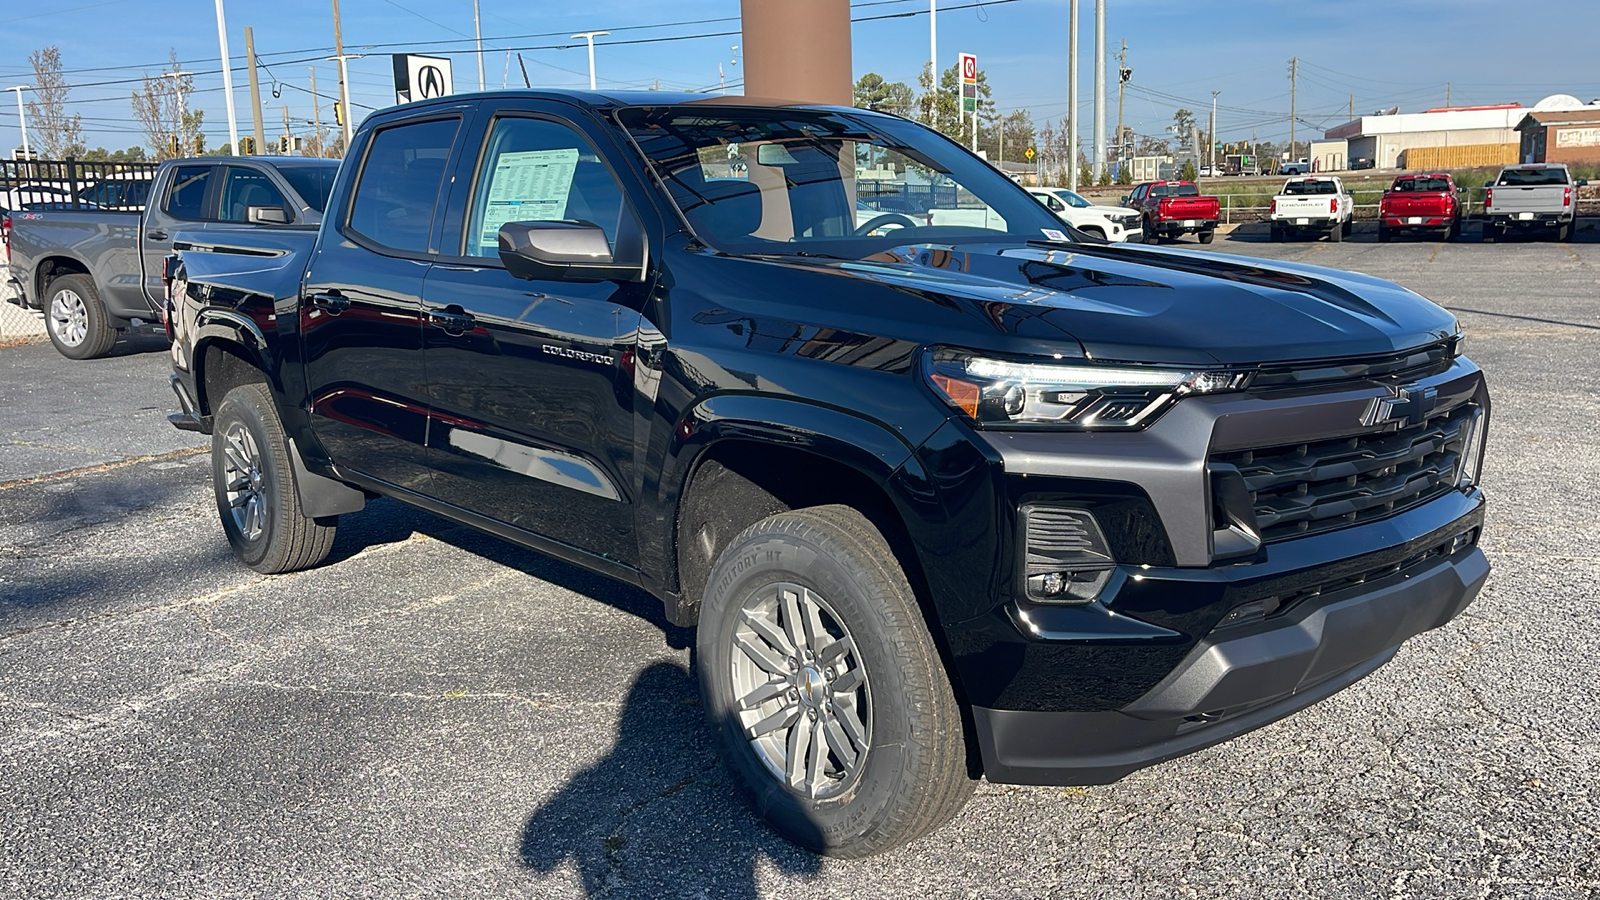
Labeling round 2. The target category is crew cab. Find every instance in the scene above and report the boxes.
[5,156,338,359]
[1026,186,1144,241]
[1378,173,1464,242]
[166,91,1490,858]
[1483,163,1586,242]
[1123,180,1221,243]
[1270,175,1354,242]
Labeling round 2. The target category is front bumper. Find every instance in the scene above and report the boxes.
[974,524,1487,785]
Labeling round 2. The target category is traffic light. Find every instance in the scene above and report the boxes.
[169,135,181,157]
[240,136,256,155]
[278,135,290,154]
[333,102,344,126]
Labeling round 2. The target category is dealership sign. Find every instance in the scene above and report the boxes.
[1555,126,1600,149]
[393,54,454,105]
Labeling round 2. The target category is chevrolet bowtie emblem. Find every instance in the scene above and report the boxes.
[1360,383,1438,429]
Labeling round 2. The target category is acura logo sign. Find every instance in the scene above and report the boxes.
[417,65,446,99]
[393,54,453,104]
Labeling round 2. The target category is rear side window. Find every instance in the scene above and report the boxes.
[464,116,627,257]
[348,117,460,253]
[218,167,290,222]
[165,166,214,219]
[278,166,337,213]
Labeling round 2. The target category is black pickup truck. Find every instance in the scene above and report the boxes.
[166,91,1491,857]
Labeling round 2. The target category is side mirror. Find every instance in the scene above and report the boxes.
[246,206,289,224]
[498,220,645,283]
[1119,195,1129,205]
[1578,179,1589,187]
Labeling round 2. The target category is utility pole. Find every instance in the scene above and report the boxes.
[1115,40,1128,168]
[162,69,194,156]
[517,53,531,88]
[1349,93,1354,122]
[1211,90,1220,171]
[310,67,323,155]
[1288,56,1297,162]
[1092,0,1106,183]
[473,0,485,91]
[929,0,937,129]
[5,86,30,159]
[1445,82,1451,107]
[333,0,353,149]
[1068,0,1079,190]
[214,0,239,154]
[245,27,265,155]
[572,32,609,91]
[282,105,290,154]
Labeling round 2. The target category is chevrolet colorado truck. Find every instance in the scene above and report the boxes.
[1483,163,1586,242]
[6,156,337,359]
[1378,173,1464,243]
[1270,175,1354,242]
[166,91,1492,857]
[1123,180,1221,243]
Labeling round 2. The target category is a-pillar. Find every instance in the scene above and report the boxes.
[739,0,852,105]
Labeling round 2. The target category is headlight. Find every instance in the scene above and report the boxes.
[925,349,1251,429]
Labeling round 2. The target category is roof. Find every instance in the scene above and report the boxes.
[1515,108,1600,129]
[392,88,840,115]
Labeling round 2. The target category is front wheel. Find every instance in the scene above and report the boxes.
[44,274,116,360]
[212,382,338,574]
[697,505,974,858]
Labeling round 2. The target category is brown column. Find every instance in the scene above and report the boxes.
[740,0,852,105]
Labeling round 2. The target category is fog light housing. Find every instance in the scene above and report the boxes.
[1021,505,1115,604]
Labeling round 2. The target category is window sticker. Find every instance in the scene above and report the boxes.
[1041,228,1069,242]
[477,147,580,250]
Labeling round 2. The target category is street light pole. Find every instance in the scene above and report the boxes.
[929,0,937,128]
[1211,90,1219,172]
[473,0,485,91]
[6,86,31,159]
[1068,0,1078,191]
[571,32,610,91]
[214,0,239,153]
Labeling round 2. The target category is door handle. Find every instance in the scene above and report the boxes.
[311,292,350,315]
[147,230,168,241]
[428,307,475,335]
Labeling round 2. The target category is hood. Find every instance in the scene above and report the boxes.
[771,240,1459,366]
[1085,204,1136,218]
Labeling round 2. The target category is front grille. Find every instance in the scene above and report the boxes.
[1251,341,1455,390]
[1212,401,1477,543]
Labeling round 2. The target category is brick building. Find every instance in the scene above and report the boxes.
[1516,107,1600,165]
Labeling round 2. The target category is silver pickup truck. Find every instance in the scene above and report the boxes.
[1483,163,1587,242]
[5,156,337,358]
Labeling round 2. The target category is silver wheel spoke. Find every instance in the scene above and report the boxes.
[823,717,859,769]
[817,634,853,666]
[804,719,825,796]
[229,492,251,509]
[832,665,863,694]
[747,704,798,740]
[224,445,250,473]
[740,608,794,658]
[780,587,807,655]
[785,715,812,790]
[834,699,868,750]
[227,476,250,492]
[801,598,828,654]
[734,632,790,677]
[737,679,787,710]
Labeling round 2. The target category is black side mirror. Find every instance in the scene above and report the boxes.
[498,220,645,283]
[1578,179,1590,187]
[1119,195,1129,205]
[247,206,289,224]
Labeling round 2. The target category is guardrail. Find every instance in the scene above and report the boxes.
[0,158,160,212]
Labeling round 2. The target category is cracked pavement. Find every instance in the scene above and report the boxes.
[2,231,1598,898]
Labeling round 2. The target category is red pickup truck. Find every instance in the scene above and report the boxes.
[1377,173,1463,242]
[1123,181,1221,244]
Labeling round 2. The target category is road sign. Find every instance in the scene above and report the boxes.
[958,52,977,84]
[1024,147,1036,161]
[963,97,976,111]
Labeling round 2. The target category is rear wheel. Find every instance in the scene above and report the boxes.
[1445,219,1460,242]
[697,505,974,857]
[1343,219,1354,238]
[44,274,116,360]
[212,383,338,574]
[1269,225,1283,243]
[1198,230,1215,245]
[1378,224,1392,243]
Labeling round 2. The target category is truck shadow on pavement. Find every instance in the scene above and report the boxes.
[517,661,823,898]
[1224,219,1600,244]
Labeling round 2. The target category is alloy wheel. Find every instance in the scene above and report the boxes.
[730,581,872,800]
[49,290,89,347]
[221,421,268,541]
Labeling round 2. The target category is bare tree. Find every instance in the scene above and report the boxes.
[131,50,206,159]
[26,46,85,159]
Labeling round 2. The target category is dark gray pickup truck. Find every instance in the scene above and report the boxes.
[5,156,338,358]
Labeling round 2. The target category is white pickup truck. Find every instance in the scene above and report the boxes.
[1270,176,1354,242]
[1484,163,1587,242]
[1026,187,1145,242]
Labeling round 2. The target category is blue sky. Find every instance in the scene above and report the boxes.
[2,0,1597,153]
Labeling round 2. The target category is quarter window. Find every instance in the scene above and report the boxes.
[164,166,213,220]
[464,117,627,257]
[348,117,460,253]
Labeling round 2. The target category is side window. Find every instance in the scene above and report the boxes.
[218,167,290,222]
[348,117,460,254]
[164,166,214,220]
[465,116,626,257]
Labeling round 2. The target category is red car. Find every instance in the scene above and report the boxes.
[1378,173,1463,242]
[1123,181,1221,244]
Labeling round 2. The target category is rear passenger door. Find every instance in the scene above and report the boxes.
[419,103,654,564]
[138,164,216,311]
[300,111,468,492]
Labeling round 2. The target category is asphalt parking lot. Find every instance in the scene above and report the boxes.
[2,231,1598,899]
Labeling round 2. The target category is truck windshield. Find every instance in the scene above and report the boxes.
[1495,167,1568,187]
[1284,181,1336,195]
[619,106,1066,256]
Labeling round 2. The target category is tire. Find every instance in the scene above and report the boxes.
[1343,219,1354,238]
[1328,222,1343,243]
[43,274,116,360]
[1556,221,1573,242]
[1080,226,1106,241]
[1142,219,1158,243]
[211,382,338,574]
[1481,224,1498,243]
[1198,230,1215,244]
[1378,225,1392,243]
[1445,220,1460,242]
[697,505,974,858]
[1269,225,1283,243]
